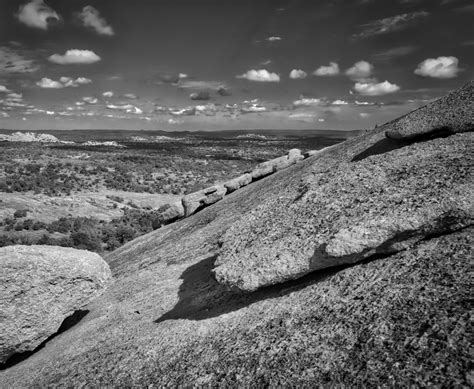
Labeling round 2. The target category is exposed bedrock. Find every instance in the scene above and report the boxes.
[385,80,473,140]
[0,245,112,364]
[213,132,473,292]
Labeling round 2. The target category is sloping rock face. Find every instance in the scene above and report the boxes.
[213,133,473,291]
[0,245,112,364]
[0,83,472,387]
[385,80,473,140]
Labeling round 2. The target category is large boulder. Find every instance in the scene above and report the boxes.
[0,245,112,364]
[213,132,473,292]
[385,81,473,140]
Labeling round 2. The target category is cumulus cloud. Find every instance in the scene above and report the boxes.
[0,85,11,93]
[331,100,349,105]
[265,36,282,41]
[102,91,114,97]
[82,96,98,104]
[313,62,340,76]
[59,76,92,87]
[293,98,325,107]
[414,56,461,78]
[36,77,63,88]
[36,76,92,88]
[48,49,101,65]
[16,0,61,30]
[106,104,143,114]
[77,6,114,36]
[237,69,280,82]
[353,80,400,96]
[353,11,429,39]
[289,69,307,79]
[345,61,374,81]
[124,93,138,99]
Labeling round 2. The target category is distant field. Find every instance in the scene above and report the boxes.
[0,129,357,252]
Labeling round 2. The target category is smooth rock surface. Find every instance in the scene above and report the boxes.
[0,245,112,363]
[385,80,473,140]
[213,133,473,291]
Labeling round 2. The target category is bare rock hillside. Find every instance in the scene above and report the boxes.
[0,82,472,387]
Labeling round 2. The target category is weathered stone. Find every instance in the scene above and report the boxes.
[182,190,207,217]
[287,148,303,163]
[213,133,473,292]
[182,185,228,216]
[250,161,274,180]
[203,185,227,205]
[224,173,252,193]
[160,201,185,223]
[0,245,112,363]
[385,80,473,140]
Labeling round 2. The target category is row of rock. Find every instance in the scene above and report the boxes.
[152,148,318,228]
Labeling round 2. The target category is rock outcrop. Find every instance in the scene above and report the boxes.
[182,184,227,217]
[0,82,471,387]
[385,80,473,140]
[213,133,473,291]
[0,245,112,364]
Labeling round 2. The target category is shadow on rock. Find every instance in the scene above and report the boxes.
[155,255,348,323]
[0,310,89,370]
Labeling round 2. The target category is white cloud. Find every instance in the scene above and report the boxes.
[7,93,23,100]
[289,69,307,79]
[360,112,370,118]
[0,85,11,93]
[345,61,374,81]
[179,73,188,79]
[77,6,114,36]
[16,0,61,30]
[36,76,91,89]
[102,91,114,97]
[82,96,98,104]
[75,77,92,85]
[237,69,280,82]
[331,100,348,105]
[36,77,63,89]
[59,76,92,87]
[48,49,101,65]
[313,62,340,76]
[265,36,282,41]
[414,56,461,79]
[124,93,138,99]
[293,98,325,107]
[353,80,400,96]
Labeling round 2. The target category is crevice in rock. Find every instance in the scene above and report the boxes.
[155,224,472,323]
[351,126,463,162]
[0,309,89,370]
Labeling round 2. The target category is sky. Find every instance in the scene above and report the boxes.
[0,0,473,131]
